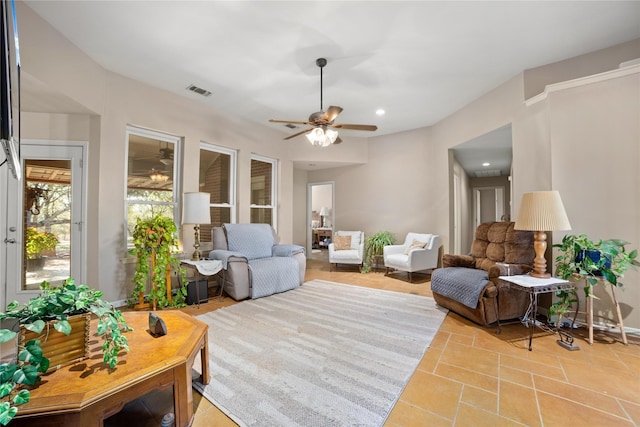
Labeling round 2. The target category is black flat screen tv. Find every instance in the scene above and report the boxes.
[0,0,21,180]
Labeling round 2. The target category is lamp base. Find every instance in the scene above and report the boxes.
[192,224,202,261]
[530,271,551,279]
[531,230,550,278]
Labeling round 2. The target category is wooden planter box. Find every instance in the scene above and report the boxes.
[19,313,91,372]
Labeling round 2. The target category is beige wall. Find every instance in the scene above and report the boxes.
[292,168,308,248]
[16,3,311,301]
[546,70,640,327]
[8,3,640,329]
[308,126,434,246]
[305,52,640,328]
[524,38,640,99]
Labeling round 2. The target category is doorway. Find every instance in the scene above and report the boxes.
[449,124,513,253]
[474,186,505,229]
[306,182,334,260]
[4,141,86,304]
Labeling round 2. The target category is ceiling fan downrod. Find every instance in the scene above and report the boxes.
[316,58,327,112]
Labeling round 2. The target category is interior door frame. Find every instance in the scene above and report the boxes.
[453,171,461,254]
[474,186,505,229]
[3,140,87,304]
[306,181,334,258]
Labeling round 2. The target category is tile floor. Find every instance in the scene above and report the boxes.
[126,250,640,426]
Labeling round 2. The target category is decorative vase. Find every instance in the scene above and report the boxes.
[576,250,611,277]
[19,313,91,372]
[373,254,384,270]
[26,256,46,272]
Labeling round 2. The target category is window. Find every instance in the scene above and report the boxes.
[199,143,237,241]
[125,127,181,248]
[250,154,277,227]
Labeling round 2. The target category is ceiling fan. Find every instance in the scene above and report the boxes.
[269,58,377,146]
[128,141,174,185]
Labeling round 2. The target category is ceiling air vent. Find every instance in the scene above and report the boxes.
[285,123,297,129]
[186,84,212,97]
[475,169,501,178]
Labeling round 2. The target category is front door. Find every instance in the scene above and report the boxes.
[4,142,86,304]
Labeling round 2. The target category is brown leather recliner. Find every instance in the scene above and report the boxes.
[431,222,535,326]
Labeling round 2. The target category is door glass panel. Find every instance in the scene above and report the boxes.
[23,159,72,289]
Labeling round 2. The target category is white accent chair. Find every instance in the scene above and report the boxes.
[328,231,364,272]
[383,233,440,282]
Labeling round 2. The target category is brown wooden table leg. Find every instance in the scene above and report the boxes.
[201,327,210,385]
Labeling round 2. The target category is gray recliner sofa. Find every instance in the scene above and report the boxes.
[208,223,306,300]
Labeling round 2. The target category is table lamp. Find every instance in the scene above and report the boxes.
[319,206,329,228]
[182,192,211,260]
[514,191,571,278]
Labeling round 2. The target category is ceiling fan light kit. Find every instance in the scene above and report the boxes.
[305,126,338,147]
[269,58,377,147]
[149,168,169,183]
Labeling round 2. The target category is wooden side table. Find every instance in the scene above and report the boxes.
[181,259,224,307]
[12,311,209,427]
[313,228,332,249]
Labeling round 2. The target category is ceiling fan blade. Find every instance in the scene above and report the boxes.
[269,119,313,126]
[284,128,314,140]
[332,123,378,131]
[321,106,343,123]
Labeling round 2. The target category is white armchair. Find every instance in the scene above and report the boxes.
[383,232,440,282]
[329,231,364,272]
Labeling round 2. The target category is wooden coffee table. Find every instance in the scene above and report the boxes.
[12,310,209,427]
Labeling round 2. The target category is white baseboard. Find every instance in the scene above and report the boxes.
[538,306,640,338]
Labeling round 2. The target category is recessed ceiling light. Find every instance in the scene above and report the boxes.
[375,109,385,116]
[482,162,491,167]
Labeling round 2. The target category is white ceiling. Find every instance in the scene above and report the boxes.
[21,1,640,172]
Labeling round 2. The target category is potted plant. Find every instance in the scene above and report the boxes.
[362,231,395,273]
[0,278,131,425]
[25,228,58,271]
[551,234,640,316]
[129,214,187,310]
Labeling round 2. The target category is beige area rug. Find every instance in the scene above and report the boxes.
[193,279,448,427]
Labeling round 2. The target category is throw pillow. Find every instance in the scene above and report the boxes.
[404,238,427,255]
[334,235,352,250]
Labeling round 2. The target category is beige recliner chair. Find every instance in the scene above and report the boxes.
[208,224,306,300]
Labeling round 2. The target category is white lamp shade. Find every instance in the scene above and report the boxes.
[182,192,211,225]
[319,206,330,217]
[514,191,571,231]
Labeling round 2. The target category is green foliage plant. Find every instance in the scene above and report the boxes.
[25,228,58,259]
[129,214,187,309]
[362,231,395,273]
[0,278,131,425]
[0,335,47,426]
[551,234,640,316]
